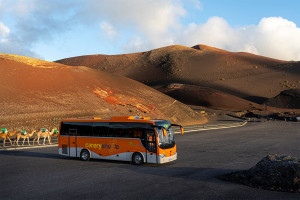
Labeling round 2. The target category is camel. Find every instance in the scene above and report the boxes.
[14,130,36,146]
[33,128,55,145]
[0,130,17,147]
[49,129,59,143]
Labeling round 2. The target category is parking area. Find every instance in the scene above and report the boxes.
[1,121,299,199]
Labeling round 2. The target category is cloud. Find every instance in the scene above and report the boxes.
[177,16,300,60]
[250,17,300,60]
[178,17,237,50]
[0,21,9,37]
[0,0,81,59]
[86,1,300,60]
[85,0,185,50]
[191,0,203,11]
[0,19,41,58]
[0,38,41,58]
[100,22,117,39]
[0,1,299,61]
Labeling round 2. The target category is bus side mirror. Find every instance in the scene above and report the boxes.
[180,126,184,135]
[163,128,167,137]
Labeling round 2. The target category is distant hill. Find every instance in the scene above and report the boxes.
[0,54,206,130]
[155,83,262,111]
[56,44,300,101]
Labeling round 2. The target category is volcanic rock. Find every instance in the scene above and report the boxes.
[220,154,300,193]
[265,89,300,109]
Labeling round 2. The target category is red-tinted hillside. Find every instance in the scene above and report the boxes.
[0,54,206,130]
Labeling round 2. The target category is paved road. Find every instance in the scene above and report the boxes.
[1,121,300,199]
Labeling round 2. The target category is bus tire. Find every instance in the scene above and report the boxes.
[132,153,144,165]
[80,149,90,161]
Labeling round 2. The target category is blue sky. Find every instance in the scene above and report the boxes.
[0,0,300,61]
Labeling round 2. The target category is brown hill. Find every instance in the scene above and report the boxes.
[56,44,300,101]
[0,54,206,130]
[155,83,262,111]
[155,83,300,117]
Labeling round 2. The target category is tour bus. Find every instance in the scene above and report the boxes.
[58,116,184,165]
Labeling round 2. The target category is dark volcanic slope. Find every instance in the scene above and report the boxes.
[0,54,206,130]
[155,83,263,111]
[265,89,300,109]
[56,44,300,99]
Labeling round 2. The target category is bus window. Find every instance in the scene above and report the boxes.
[92,122,109,137]
[155,121,175,149]
[60,122,77,135]
[109,123,129,138]
[133,129,142,138]
[76,123,93,136]
[60,122,69,135]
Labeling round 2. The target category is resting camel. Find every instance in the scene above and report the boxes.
[0,130,17,147]
[33,128,55,145]
[14,130,36,146]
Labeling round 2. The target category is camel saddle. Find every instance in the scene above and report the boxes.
[41,128,48,132]
[1,128,8,133]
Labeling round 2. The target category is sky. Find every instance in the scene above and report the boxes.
[0,0,300,61]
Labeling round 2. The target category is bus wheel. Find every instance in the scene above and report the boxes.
[80,149,90,161]
[132,153,144,165]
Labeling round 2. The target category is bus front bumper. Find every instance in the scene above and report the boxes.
[158,152,177,164]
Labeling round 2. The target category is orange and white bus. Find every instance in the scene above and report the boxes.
[58,116,184,165]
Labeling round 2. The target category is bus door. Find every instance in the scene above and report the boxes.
[145,130,157,163]
[68,129,77,157]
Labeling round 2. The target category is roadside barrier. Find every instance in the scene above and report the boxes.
[173,120,248,134]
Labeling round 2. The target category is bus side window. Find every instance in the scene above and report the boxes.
[92,122,109,137]
[109,123,129,138]
[60,123,69,135]
[128,129,134,138]
[133,129,142,138]
[77,123,92,136]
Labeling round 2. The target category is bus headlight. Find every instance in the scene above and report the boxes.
[160,154,165,158]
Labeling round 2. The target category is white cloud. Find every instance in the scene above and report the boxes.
[100,22,117,39]
[87,1,300,60]
[86,0,185,50]
[0,0,299,61]
[0,0,80,59]
[0,21,9,37]
[251,17,300,60]
[191,0,203,11]
[176,16,300,61]
[179,17,237,49]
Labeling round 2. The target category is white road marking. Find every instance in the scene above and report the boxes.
[174,121,247,134]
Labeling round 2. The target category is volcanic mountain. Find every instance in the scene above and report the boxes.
[56,45,300,113]
[0,54,206,130]
[56,44,300,101]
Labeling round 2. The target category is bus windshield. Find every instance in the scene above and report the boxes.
[155,121,175,149]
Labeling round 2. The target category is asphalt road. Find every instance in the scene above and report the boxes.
[1,121,300,200]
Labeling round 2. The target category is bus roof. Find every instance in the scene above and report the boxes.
[60,116,168,124]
